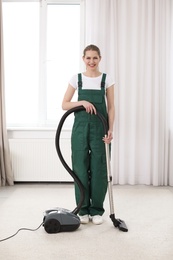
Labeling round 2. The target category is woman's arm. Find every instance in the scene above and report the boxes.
[107,85,115,132]
[62,84,97,114]
[103,85,115,143]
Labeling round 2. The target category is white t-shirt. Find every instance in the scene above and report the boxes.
[69,73,115,90]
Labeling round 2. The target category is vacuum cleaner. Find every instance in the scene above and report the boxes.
[43,106,128,233]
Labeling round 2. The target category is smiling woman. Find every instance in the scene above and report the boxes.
[61,44,115,223]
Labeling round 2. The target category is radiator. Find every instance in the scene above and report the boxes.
[9,138,73,182]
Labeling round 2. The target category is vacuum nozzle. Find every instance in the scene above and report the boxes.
[110,214,128,232]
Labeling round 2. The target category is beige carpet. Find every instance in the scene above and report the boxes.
[0,184,173,260]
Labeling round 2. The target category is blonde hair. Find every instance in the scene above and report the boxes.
[83,44,101,57]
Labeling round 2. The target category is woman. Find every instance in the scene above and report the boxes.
[62,44,115,225]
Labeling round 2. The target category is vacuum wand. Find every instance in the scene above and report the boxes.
[105,140,128,232]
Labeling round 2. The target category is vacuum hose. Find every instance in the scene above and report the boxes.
[55,105,108,215]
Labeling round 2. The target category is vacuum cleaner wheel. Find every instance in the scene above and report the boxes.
[44,213,61,234]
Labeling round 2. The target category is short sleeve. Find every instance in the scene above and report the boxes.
[69,74,78,89]
[105,74,115,89]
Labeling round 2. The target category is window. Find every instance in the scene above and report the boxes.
[3,1,39,126]
[3,0,80,128]
[46,3,80,125]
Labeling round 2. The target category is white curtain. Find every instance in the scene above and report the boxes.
[0,0,13,186]
[82,0,173,186]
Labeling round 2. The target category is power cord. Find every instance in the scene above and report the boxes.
[0,222,43,242]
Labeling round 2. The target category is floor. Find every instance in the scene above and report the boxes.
[0,183,173,260]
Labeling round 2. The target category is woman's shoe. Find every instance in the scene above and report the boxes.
[79,214,89,224]
[92,215,103,225]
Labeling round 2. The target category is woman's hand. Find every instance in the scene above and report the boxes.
[82,101,97,114]
[102,130,113,144]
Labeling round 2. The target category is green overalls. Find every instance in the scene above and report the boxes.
[71,73,108,216]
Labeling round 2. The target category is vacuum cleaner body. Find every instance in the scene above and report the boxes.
[43,207,80,233]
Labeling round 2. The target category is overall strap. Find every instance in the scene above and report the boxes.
[78,73,82,89]
[101,73,106,88]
